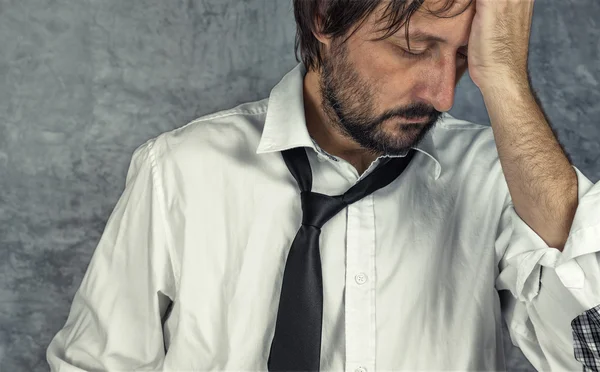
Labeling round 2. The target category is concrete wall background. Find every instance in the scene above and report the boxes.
[0,0,598,370]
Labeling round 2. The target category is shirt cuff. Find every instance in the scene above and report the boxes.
[501,165,600,301]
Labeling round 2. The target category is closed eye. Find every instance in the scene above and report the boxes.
[398,47,468,61]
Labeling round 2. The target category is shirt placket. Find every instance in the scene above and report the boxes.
[345,195,377,372]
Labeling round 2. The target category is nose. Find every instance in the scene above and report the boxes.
[417,58,461,113]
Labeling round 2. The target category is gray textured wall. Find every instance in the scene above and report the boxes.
[0,0,598,371]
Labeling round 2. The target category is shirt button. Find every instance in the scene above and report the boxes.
[355,272,367,285]
[355,367,367,372]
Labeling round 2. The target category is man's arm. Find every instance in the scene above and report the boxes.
[46,140,177,371]
[481,77,578,252]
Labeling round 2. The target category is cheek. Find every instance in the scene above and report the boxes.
[352,43,397,70]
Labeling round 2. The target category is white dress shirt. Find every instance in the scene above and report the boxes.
[47,62,600,371]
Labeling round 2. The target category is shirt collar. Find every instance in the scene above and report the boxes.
[256,62,443,180]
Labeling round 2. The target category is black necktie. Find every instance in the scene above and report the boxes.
[267,146,417,371]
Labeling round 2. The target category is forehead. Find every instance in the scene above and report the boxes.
[372,0,474,24]
[370,0,473,47]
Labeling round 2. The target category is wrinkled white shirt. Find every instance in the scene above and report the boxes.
[47,62,600,372]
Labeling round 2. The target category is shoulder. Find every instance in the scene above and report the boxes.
[137,98,269,171]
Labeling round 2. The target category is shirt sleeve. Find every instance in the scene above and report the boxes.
[495,164,600,371]
[46,138,178,371]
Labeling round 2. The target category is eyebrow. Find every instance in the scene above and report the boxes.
[401,30,469,49]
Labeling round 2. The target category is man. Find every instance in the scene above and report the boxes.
[47,0,600,370]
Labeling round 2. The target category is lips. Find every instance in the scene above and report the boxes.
[400,116,429,123]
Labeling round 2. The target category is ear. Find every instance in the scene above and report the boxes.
[312,14,331,48]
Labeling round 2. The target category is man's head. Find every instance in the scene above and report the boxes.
[294,0,475,159]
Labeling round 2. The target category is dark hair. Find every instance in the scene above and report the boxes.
[293,0,474,72]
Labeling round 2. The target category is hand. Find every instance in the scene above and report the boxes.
[467,0,535,90]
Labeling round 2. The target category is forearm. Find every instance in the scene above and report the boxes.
[480,79,578,252]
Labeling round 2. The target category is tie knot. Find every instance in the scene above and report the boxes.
[300,191,347,229]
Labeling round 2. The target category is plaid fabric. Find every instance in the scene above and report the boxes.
[573,304,600,371]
